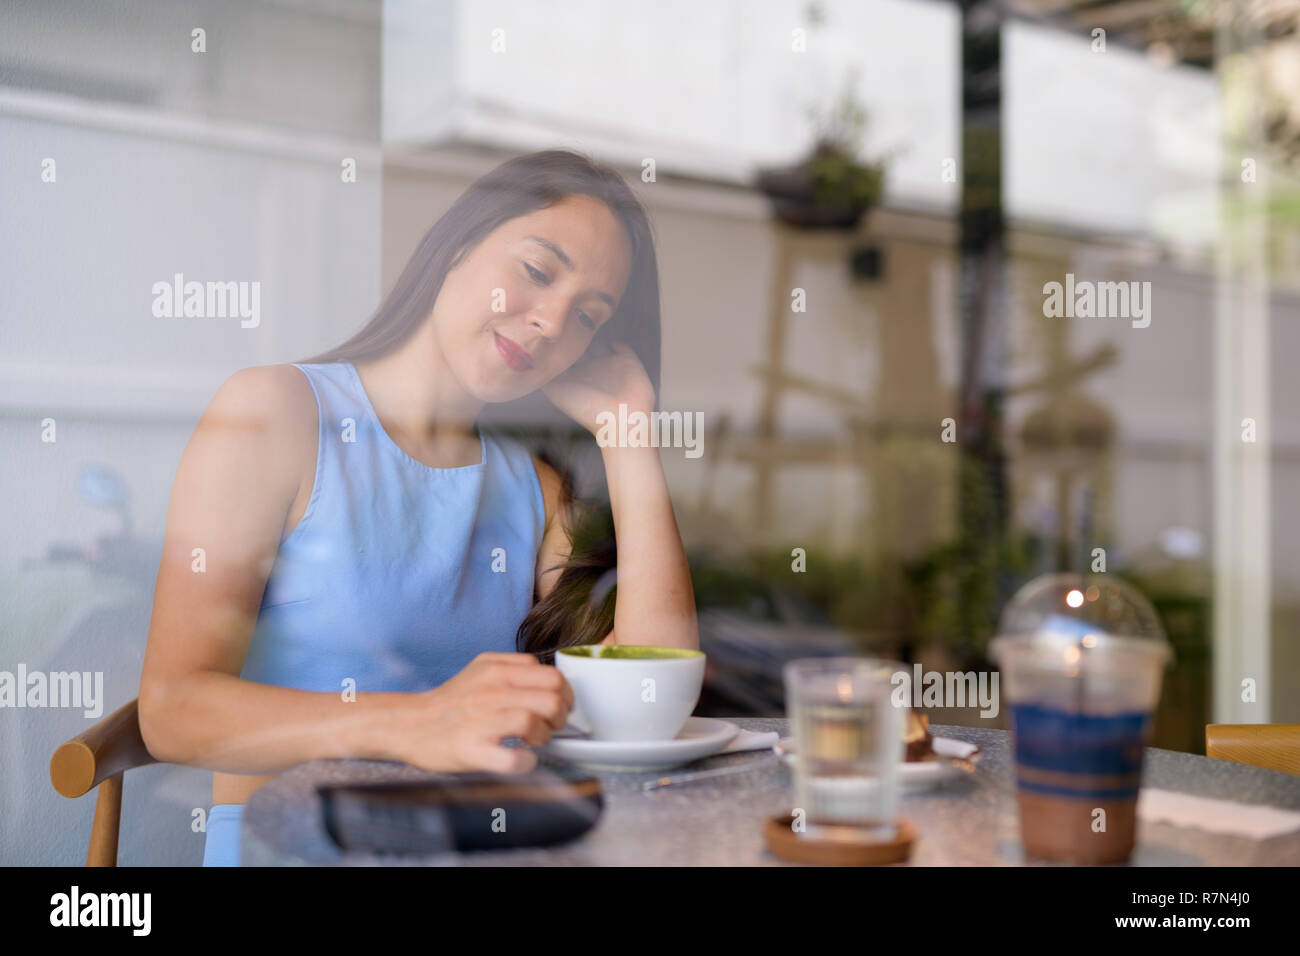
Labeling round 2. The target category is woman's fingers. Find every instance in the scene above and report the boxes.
[476,654,575,710]
[487,689,570,731]
[493,706,557,745]
[465,740,538,775]
[423,652,579,775]
[471,651,541,666]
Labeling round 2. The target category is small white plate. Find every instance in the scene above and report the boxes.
[543,717,741,772]
[776,736,982,793]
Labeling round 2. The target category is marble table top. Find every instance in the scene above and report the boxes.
[241,717,1300,866]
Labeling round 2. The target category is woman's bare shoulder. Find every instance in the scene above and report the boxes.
[204,364,314,432]
[198,364,317,483]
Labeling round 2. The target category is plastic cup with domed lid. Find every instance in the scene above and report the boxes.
[989,573,1173,864]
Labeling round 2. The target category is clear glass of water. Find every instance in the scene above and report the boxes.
[783,657,905,840]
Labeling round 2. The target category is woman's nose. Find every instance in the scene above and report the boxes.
[528,302,565,340]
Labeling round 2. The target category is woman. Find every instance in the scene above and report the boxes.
[138,149,699,866]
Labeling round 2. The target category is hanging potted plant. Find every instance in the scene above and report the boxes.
[756,67,888,230]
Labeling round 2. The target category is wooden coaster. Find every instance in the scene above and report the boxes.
[765,814,916,865]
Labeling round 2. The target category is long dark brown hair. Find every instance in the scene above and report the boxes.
[296,148,662,658]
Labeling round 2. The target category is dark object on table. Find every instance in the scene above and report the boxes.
[318,768,603,855]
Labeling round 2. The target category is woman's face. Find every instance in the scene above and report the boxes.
[431,193,634,403]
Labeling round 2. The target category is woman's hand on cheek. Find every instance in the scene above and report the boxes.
[541,341,655,437]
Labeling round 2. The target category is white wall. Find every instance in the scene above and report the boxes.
[1004,18,1219,244]
[385,0,962,211]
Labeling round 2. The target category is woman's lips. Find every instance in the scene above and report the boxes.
[494,332,534,372]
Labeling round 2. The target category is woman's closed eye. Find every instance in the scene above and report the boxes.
[524,261,597,330]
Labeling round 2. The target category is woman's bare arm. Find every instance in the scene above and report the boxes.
[137,366,406,771]
[532,449,698,651]
[599,444,699,649]
[534,339,700,651]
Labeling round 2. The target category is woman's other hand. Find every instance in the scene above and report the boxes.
[388,652,574,773]
[540,341,655,437]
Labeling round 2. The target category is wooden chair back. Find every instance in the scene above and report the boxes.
[1205,723,1300,776]
[49,698,158,866]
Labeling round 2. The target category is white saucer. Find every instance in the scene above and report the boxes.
[543,717,741,772]
[776,736,982,792]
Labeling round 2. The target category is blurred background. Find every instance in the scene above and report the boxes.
[2,0,1298,864]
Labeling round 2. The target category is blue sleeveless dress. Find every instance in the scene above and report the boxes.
[202,361,545,866]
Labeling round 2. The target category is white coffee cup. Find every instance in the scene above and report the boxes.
[555,645,706,741]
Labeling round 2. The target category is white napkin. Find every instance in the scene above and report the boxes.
[717,728,781,754]
[932,736,981,759]
[1138,787,1300,840]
